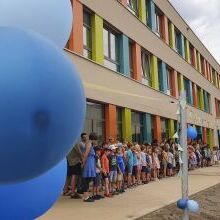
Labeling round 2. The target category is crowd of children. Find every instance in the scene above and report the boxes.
[63,133,220,202]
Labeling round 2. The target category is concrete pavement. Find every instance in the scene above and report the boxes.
[40,166,220,220]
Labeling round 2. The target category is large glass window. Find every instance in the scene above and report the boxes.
[84,102,105,143]
[129,41,134,77]
[132,111,143,144]
[83,10,92,59]
[200,56,205,75]
[155,7,162,37]
[189,44,194,65]
[103,27,119,71]
[161,118,168,142]
[175,28,182,55]
[116,108,123,142]
[184,78,192,105]
[127,0,138,16]
[141,49,151,86]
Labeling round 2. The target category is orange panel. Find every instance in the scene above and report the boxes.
[202,127,207,144]
[120,0,128,6]
[105,104,117,142]
[153,115,161,143]
[161,15,169,44]
[192,83,198,107]
[132,43,142,82]
[67,0,83,54]
[170,69,179,98]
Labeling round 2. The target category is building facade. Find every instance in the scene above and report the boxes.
[66,0,220,146]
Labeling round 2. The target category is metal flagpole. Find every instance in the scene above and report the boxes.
[179,91,189,220]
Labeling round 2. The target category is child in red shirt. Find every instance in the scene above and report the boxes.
[101,148,111,197]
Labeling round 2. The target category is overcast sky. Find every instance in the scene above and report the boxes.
[170,0,220,63]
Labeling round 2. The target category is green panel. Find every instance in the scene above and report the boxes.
[91,14,104,64]
[122,108,132,142]
[178,74,185,92]
[207,129,213,149]
[184,38,190,63]
[199,88,204,110]
[151,55,159,90]
[168,119,175,138]
[138,0,147,24]
[168,22,175,49]
[197,52,202,73]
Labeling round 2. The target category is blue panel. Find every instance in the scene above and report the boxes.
[204,91,208,112]
[119,35,130,76]
[158,61,168,93]
[143,113,152,144]
[147,0,156,32]
[188,81,193,105]
[180,34,185,58]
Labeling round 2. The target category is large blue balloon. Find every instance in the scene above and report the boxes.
[0,159,66,219]
[187,126,197,140]
[187,200,200,213]
[177,198,188,209]
[0,27,85,183]
[0,0,72,48]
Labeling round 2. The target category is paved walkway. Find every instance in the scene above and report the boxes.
[40,166,220,220]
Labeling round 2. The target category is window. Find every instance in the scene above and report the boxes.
[175,28,182,55]
[155,7,162,37]
[212,69,217,86]
[103,26,119,71]
[131,111,143,144]
[216,99,220,117]
[189,44,194,66]
[196,126,202,141]
[161,118,168,142]
[200,56,205,75]
[84,102,105,143]
[127,0,138,16]
[116,108,123,142]
[184,78,192,105]
[141,49,151,86]
[207,93,211,113]
[129,41,134,76]
[166,66,171,95]
[158,61,170,94]
[83,10,92,59]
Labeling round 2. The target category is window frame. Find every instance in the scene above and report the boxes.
[141,49,152,86]
[127,0,139,16]
[103,24,120,71]
[83,9,92,59]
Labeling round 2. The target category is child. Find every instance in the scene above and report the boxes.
[125,143,133,188]
[146,146,152,182]
[101,147,111,197]
[161,145,168,178]
[93,147,104,200]
[140,145,147,184]
[167,149,174,176]
[116,147,125,193]
[132,145,138,186]
[136,145,142,185]
[152,146,160,180]
[109,145,118,195]
[213,147,218,165]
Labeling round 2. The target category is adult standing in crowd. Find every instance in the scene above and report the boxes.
[63,133,87,198]
[81,132,97,202]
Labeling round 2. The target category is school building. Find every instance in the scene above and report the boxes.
[65,0,220,147]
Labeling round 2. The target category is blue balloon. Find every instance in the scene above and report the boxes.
[187,200,200,213]
[0,27,85,183]
[0,159,66,219]
[187,126,197,139]
[177,198,188,209]
[0,0,72,48]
